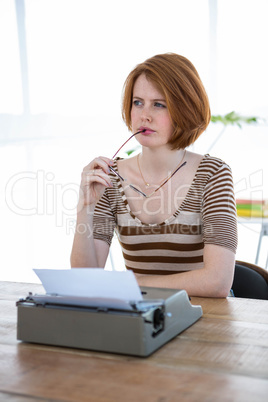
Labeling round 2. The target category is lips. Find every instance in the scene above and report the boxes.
[139,126,155,135]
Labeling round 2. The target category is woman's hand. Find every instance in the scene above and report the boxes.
[78,156,114,208]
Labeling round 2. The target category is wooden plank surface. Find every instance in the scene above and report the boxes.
[1,281,268,401]
[0,343,268,402]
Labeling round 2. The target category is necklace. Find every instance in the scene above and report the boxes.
[137,150,186,187]
[136,150,187,196]
[137,153,151,187]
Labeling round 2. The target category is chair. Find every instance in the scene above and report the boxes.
[231,260,268,300]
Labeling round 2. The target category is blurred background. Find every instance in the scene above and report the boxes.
[1,0,268,282]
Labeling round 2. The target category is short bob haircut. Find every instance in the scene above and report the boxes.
[122,53,211,150]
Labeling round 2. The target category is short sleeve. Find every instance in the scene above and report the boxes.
[93,189,116,246]
[202,163,238,253]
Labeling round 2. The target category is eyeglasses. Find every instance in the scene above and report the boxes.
[109,130,149,197]
[109,130,187,198]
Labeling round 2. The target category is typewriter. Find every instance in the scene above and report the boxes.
[17,286,202,357]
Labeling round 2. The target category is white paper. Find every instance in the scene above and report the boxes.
[31,294,138,311]
[33,268,143,309]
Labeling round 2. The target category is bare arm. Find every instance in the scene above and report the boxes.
[135,244,235,298]
[70,156,114,268]
[70,206,110,267]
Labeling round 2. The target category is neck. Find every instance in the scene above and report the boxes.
[141,146,185,170]
[138,146,186,184]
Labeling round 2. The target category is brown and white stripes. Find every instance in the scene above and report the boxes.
[93,155,238,274]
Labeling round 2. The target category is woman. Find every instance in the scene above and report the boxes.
[71,53,238,297]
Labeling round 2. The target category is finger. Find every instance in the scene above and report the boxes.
[98,156,114,166]
[88,175,113,188]
[84,170,113,187]
[84,168,110,179]
[84,157,114,174]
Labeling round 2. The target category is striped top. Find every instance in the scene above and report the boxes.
[93,154,238,274]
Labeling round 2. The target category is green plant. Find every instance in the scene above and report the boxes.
[211,111,258,128]
[125,111,261,156]
[208,111,260,152]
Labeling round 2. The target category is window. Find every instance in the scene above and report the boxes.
[1,0,267,281]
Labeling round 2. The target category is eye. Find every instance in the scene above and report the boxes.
[133,99,143,107]
[154,102,166,108]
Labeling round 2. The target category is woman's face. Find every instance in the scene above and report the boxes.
[130,74,174,149]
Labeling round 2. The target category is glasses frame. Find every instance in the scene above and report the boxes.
[109,130,149,197]
[109,130,186,198]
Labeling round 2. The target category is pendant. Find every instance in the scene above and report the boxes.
[146,183,150,187]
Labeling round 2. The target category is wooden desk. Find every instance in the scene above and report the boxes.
[1,281,268,401]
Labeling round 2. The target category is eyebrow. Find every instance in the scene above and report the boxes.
[133,96,167,102]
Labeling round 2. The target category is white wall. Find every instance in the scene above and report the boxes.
[1,0,268,282]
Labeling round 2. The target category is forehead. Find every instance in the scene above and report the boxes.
[133,74,165,99]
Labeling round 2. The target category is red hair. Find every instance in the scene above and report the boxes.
[122,53,211,149]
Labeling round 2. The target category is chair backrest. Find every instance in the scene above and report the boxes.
[232,261,268,300]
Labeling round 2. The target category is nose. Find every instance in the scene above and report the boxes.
[141,106,152,122]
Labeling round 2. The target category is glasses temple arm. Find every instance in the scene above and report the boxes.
[112,129,145,159]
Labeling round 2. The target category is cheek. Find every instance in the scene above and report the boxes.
[161,114,173,129]
[162,116,175,139]
[130,108,135,123]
